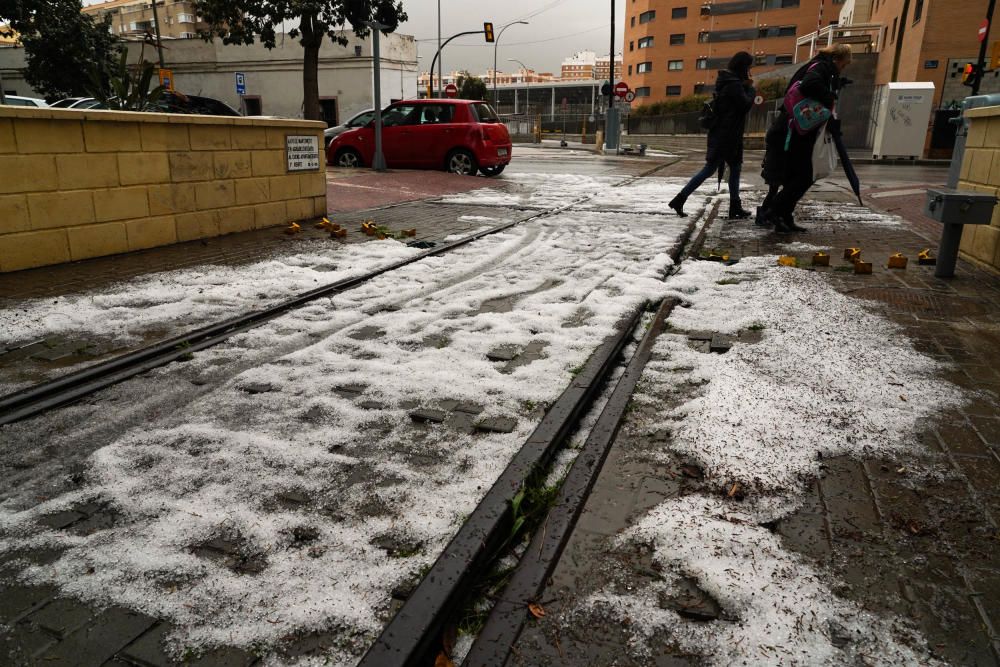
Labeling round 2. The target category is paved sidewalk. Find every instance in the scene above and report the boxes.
[513,183,1000,665]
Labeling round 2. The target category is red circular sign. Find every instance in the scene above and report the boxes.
[614,81,630,98]
[444,83,458,98]
[980,19,990,42]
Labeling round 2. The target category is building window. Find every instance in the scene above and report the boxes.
[696,57,708,69]
[694,83,712,94]
[175,12,193,23]
[924,59,939,69]
[774,54,794,64]
[636,87,651,97]
[757,25,796,38]
[631,16,635,26]
[638,36,654,48]
[913,0,923,22]
[890,17,897,43]
[668,60,683,70]
[666,85,682,96]
[639,10,656,23]
[754,54,768,65]
[628,64,633,75]
[672,7,687,18]
[629,41,635,51]
[637,61,653,73]
[698,31,709,43]
[761,0,800,8]
[670,33,685,45]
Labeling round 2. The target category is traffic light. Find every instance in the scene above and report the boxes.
[484,22,495,43]
[962,63,979,86]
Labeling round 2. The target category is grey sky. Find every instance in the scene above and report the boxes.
[398,0,625,75]
[81,0,625,75]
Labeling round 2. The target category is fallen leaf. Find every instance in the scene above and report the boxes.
[681,464,704,480]
[899,395,908,402]
[434,652,454,667]
[727,482,742,498]
[528,602,546,618]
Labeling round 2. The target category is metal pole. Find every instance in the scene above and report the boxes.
[437,0,442,98]
[149,0,165,68]
[973,0,998,95]
[605,0,620,152]
[430,30,487,100]
[367,22,387,171]
[494,22,528,110]
[0,68,6,105]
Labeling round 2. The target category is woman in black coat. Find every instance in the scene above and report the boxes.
[758,44,852,233]
[669,52,755,219]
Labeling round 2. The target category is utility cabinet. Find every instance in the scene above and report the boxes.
[870,82,935,160]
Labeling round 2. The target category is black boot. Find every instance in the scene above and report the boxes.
[783,213,807,232]
[668,196,688,218]
[754,206,771,227]
[728,206,752,220]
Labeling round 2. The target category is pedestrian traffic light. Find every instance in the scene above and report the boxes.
[962,63,979,86]
[484,22,494,43]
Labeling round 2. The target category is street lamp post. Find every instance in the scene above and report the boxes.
[493,21,528,111]
[509,58,530,116]
[364,21,388,171]
[437,0,443,98]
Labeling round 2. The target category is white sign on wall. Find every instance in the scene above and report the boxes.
[286,135,320,171]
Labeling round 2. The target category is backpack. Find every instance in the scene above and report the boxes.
[699,93,719,130]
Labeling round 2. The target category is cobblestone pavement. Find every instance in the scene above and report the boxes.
[513,176,1000,665]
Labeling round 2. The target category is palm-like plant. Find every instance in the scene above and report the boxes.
[89,49,165,111]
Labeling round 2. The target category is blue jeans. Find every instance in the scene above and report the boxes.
[675,159,742,209]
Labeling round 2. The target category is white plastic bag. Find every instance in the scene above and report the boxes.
[811,125,838,182]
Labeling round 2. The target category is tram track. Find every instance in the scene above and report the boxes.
[359,201,720,666]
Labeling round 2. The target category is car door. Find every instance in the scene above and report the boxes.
[378,104,419,167]
[401,103,456,168]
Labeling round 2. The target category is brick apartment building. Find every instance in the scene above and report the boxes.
[867,0,993,107]
[82,0,208,40]
[623,0,837,104]
[560,51,623,80]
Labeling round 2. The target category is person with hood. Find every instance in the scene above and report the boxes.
[757,44,852,233]
[669,51,755,219]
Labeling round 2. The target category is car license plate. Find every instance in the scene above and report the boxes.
[497,148,508,156]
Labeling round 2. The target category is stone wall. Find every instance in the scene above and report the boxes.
[0,107,326,273]
[957,106,1000,271]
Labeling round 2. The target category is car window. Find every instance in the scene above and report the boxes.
[4,98,31,106]
[470,103,500,122]
[382,105,417,127]
[50,99,76,108]
[350,111,374,127]
[417,104,454,124]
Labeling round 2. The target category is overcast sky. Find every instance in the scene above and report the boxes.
[399,0,626,75]
[81,0,624,74]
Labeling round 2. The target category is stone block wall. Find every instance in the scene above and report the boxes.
[0,107,326,272]
[957,107,1000,272]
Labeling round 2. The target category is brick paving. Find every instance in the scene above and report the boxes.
[513,185,1000,665]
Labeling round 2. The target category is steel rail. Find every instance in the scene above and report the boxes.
[0,159,679,427]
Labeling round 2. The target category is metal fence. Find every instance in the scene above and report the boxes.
[626,100,778,136]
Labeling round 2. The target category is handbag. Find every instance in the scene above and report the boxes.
[783,63,832,135]
[810,125,838,181]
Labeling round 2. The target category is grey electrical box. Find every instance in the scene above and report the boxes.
[925,188,997,225]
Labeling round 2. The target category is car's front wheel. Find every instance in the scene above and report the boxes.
[479,164,506,177]
[335,148,363,168]
[446,149,478,176]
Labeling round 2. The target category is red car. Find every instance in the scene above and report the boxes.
[326,99,512,176]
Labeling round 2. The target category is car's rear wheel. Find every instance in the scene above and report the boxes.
[479,164,506,177]
[446,149,478,176]
[336,148,363,168]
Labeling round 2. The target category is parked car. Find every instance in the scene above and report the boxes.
[326,99,512,176]
[324,109,375,147]
[1,95,48,108]
[49,97,103,109]
[154,92,241,116]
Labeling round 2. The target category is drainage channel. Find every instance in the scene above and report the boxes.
[358,201,720,667]
[0,162,677,427]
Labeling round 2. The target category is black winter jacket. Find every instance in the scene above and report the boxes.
[706,69,755,164]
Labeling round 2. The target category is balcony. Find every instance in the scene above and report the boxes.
[794,22,883,62]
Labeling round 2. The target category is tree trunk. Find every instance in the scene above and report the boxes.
[300,13,324,121]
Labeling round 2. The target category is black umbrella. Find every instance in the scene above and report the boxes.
[831,121,863,206]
